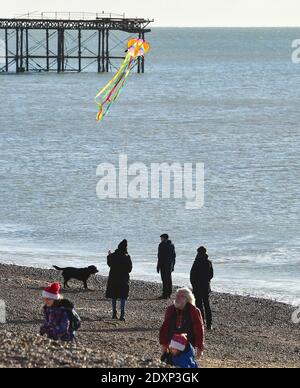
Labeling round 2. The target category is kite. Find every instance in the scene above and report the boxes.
[95,38,150,122]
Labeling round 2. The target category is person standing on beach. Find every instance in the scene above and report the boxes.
[190,246,214,331]
[157,234,176,299]
[159,288,205,360]
[106,239,133,322]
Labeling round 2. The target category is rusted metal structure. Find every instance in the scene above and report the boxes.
[0,12,153,73]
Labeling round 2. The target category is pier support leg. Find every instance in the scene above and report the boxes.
[78,29,82,72]
[97,29,101,73]
[137,32,144,74]
[141,32,145,73]
[61,30,65,72]
[101,29,105,72]
[20,28,24,72]
[26,29,29,71]
[5,28,8,72]
[57,29,61,72]
[105,28,109,72]
[46,29,50,71]
[57,29,65,73]
[16,28,19,73]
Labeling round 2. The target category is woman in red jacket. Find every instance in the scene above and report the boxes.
[160,288,205,359]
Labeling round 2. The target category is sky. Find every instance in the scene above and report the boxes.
[1,0,300,27]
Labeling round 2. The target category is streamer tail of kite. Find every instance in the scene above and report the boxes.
[95,38,150,122]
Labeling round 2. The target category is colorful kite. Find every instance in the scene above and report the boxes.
[95,38,150,122]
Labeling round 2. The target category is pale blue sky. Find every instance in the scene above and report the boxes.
[1,0,300,27]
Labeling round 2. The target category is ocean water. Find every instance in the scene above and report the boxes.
[0,28,299,305]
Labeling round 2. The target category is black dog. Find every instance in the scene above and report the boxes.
[53,265,99,289]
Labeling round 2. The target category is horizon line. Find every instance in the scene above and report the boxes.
[0,14,299,28]
[152,25,300,28]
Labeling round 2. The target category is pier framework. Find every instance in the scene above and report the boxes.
[0,12,153,73]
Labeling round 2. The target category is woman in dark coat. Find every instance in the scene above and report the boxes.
[106,239,133,321]
[190,246,214,330]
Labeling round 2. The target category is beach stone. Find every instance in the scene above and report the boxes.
[0,263,300,368]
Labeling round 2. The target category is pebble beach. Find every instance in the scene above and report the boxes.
[0,263,299,368]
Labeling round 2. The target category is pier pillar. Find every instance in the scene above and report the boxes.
[101,29,105,72]
[97,29,101,73]
[26,29,29,71]
[61,30,65,72]
[141,32,145,73]
[57,29,65,72]
[15,28,19,72]
[137,31,141,74]
[57,29,61,72]
[5,28,8,72]
[20,28,24,72]
[137,31,145,74]
[105,28,109,72]
[46,29,50,71]
[78,29,82,72]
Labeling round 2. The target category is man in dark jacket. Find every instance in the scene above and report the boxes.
[190,246,214,330]
[157,234,176,299]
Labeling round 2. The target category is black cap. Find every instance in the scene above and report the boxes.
[160,234,169,240]
[197,246,207,254]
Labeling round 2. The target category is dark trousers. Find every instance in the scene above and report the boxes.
[196,294,212,328]
[161,267,173,298]
[112,299,126,317]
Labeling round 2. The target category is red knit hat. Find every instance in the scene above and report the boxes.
[42,283,61,300]
[170,333,188,352]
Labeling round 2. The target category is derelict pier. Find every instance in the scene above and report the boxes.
[0,12,153,73]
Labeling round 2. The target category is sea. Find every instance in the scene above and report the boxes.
[0,28,299,305]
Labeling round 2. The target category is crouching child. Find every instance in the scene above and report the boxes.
[40,282,81,342]
[161,333,199,368]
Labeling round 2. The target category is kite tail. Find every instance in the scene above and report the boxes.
[95,55,135,121]
[96,104,104,121]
